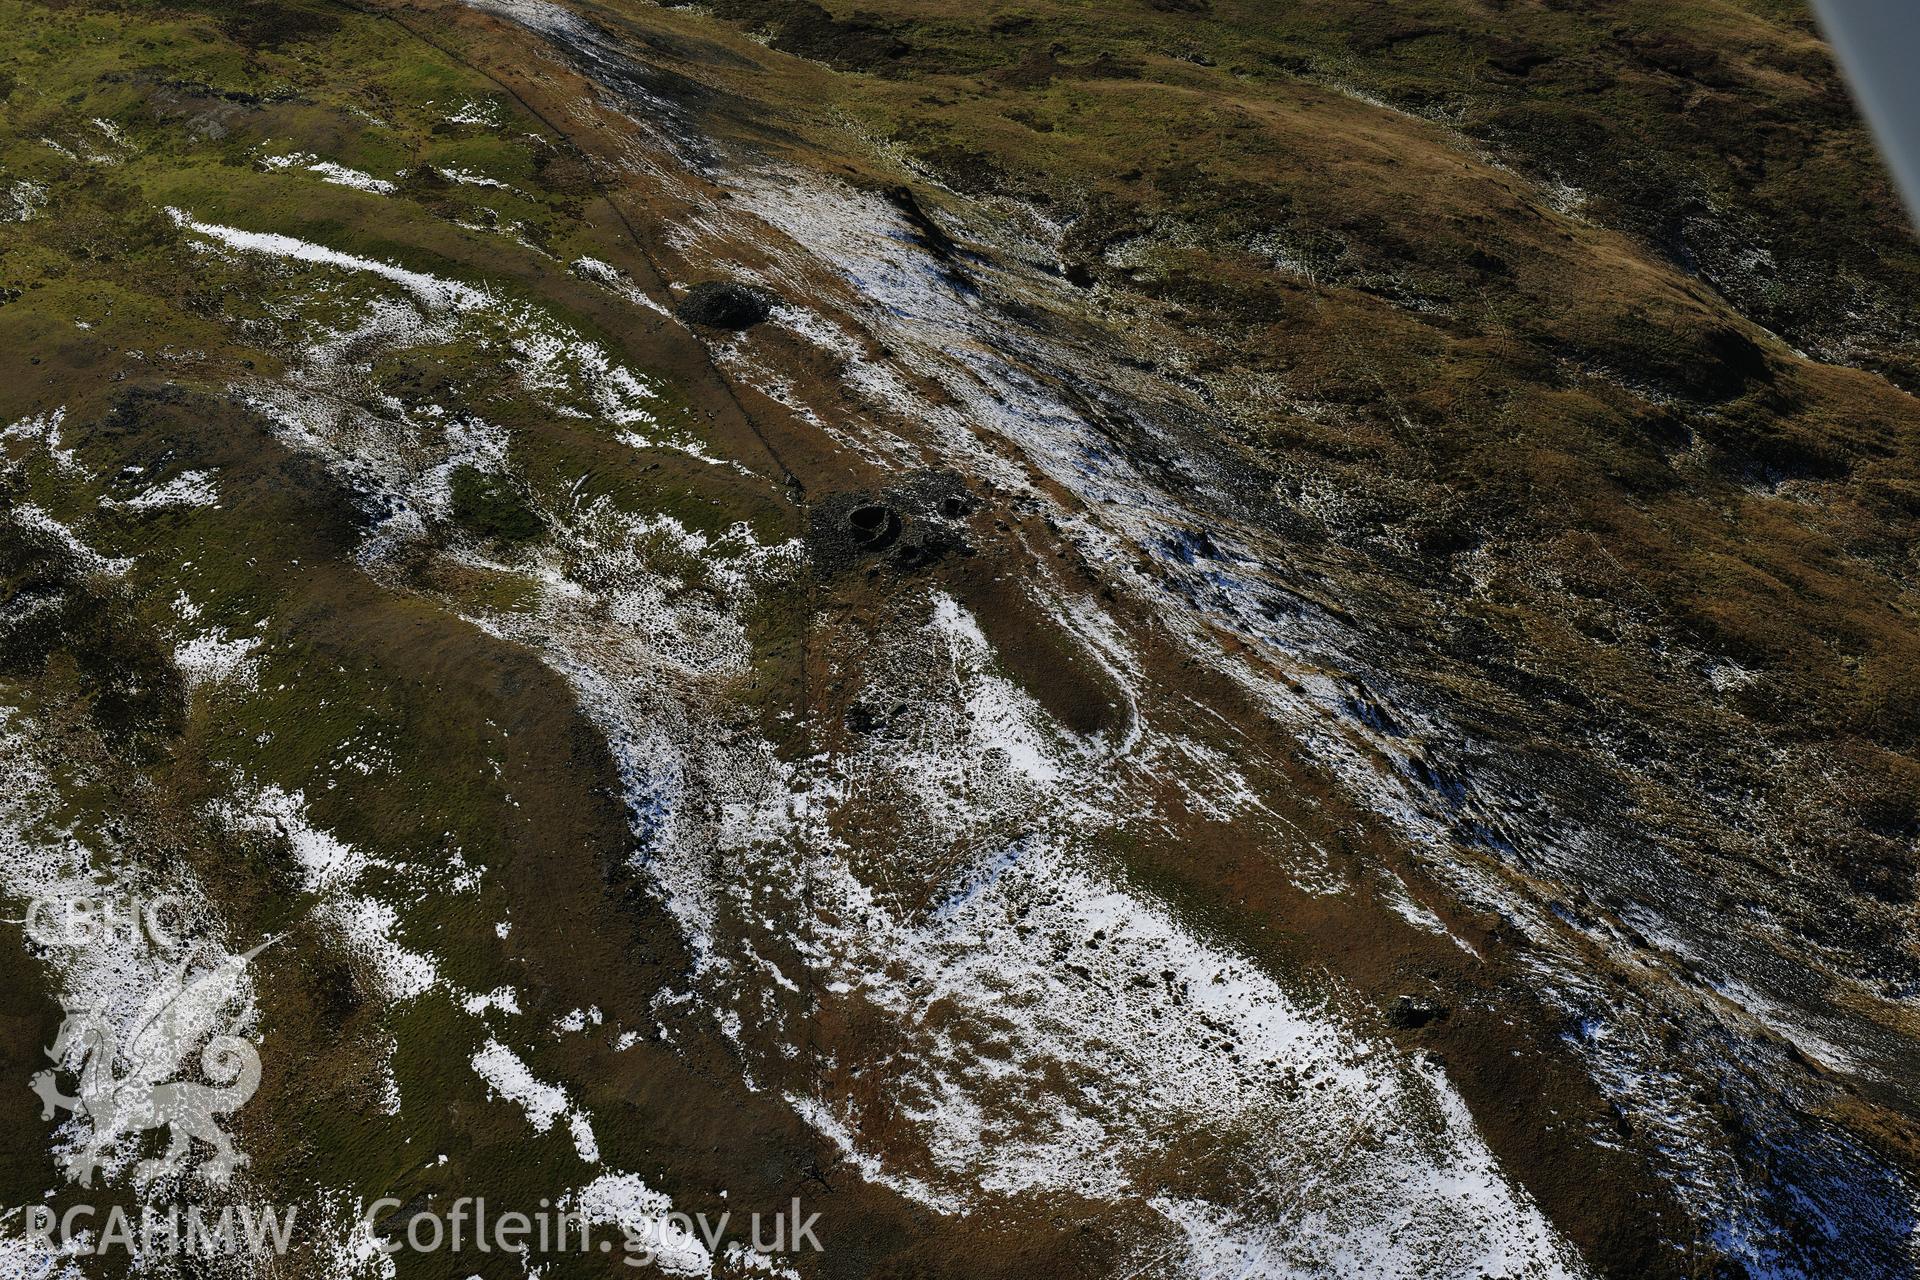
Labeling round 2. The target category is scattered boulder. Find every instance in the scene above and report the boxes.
[809,471,979,574]
[1386,995,1450,1030]
[845,701,908,736]
[892,522,957,570]
[676,280,776,330]
[895,469,975,523]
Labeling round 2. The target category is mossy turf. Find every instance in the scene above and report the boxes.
[0,0,814,1265]
[4,0,1920,1273]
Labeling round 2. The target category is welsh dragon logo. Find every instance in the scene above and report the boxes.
[30,939,273,1187]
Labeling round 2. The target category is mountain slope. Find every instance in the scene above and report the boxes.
[1,0,1917,1275]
